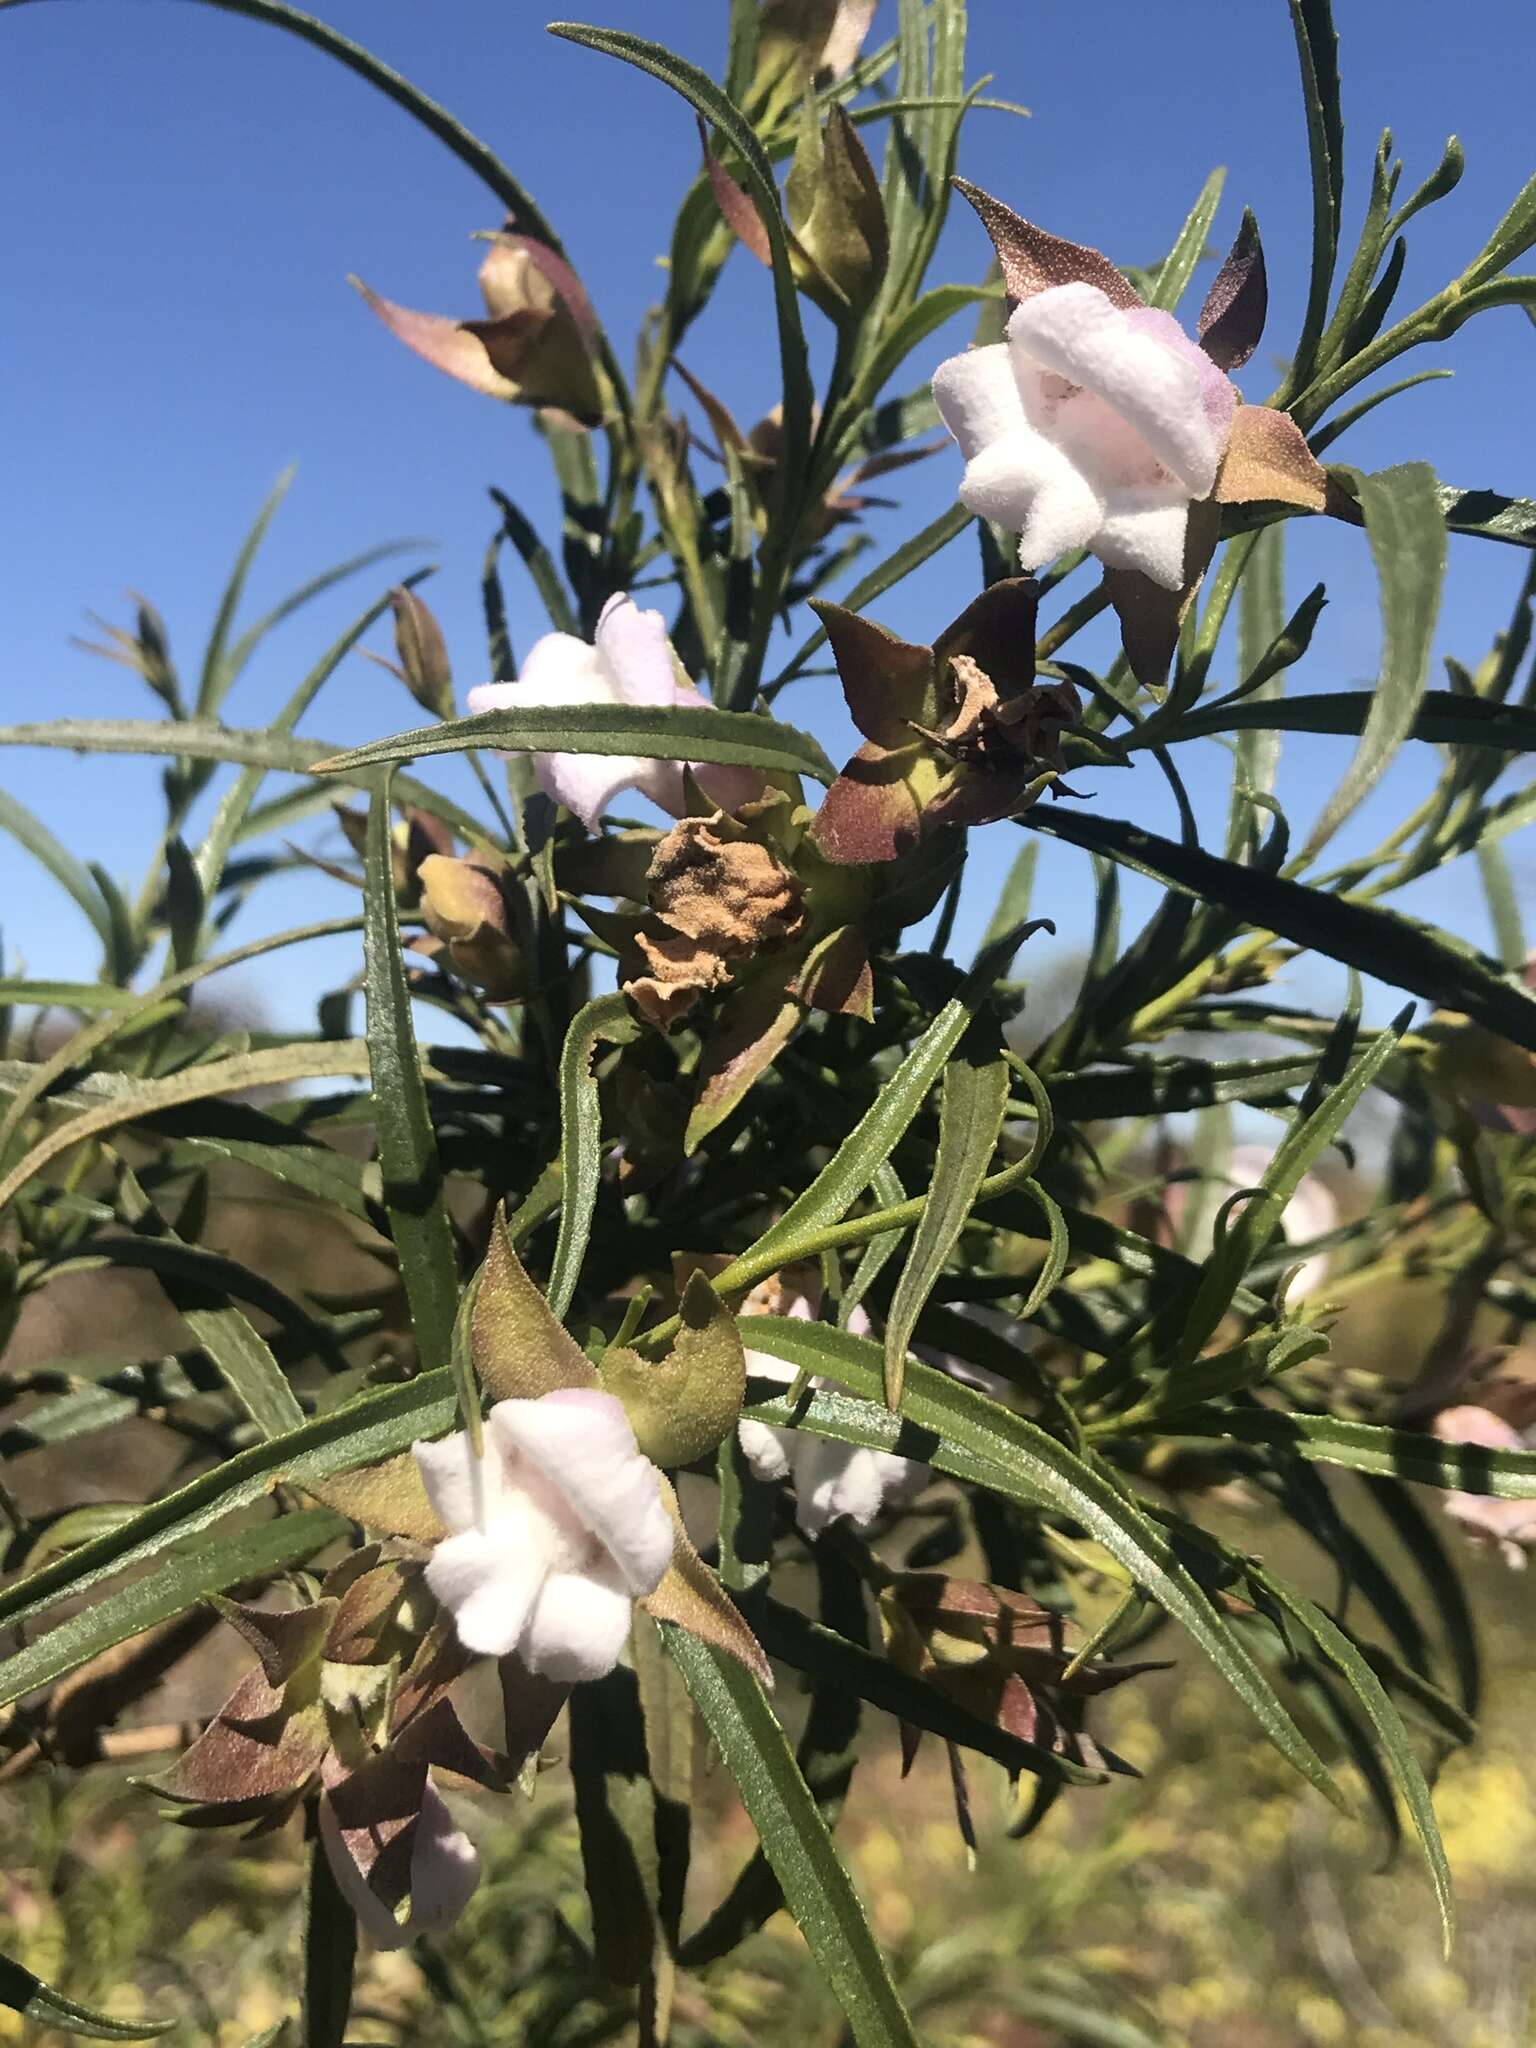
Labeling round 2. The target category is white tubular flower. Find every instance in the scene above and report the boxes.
[467,592,760,829]
[1431,1405,1536,1569]
[932,283,1237,591]
[319,1781,481,1952]
[738,1288,928,1538]
[413,1389,674,1681]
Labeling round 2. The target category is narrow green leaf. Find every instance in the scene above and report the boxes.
[302,1823,356,2048]
[364,774,459,1372]
[749,921,1048,1268]
[174,1299,306,1440]
[1439,485,1536,548]
[1255,1569,1453,1950]
[0,789,115,952]
[0,719,486,840]
[884,1018,1008,1406]
[549,993,640,1320]
[679,1549,864,1967]
[0,1509,342,1712]
[489,487,579,637]
[661,1626,920,2048]
[550,20,812,517]
[975,840,1037,959]
[1176,1007,1405,1358]
[1231,521,1286,816]
[1285,0,1344,391]
[0,1369,456,1637]
[0,980,145,1012]
[1175,687,1536,751]
[1477,838,1526,970]
[1027,809,1536,1053]
[740,1321,1346,1805]
[1147,166,1227,311]
[1364,1476,1481,1718]
[0,1956,171,2041]
[195,573,428,898]
[310,701,835,785]
[1171,1406,1536,1496]
[0,1040,409,1214]
[195,467,294,717]
[1301,464,1446,859]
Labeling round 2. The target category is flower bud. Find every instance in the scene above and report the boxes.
[390,586,454,720]
[785,102,887,320]
[417,853,527,1000]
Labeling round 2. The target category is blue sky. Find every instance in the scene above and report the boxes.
[2,0,1534,1034]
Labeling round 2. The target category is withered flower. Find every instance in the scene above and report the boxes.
[354,226,605,425]
[879,1572,1159,1805]
[625,805,806,1030]
[810,578,1078,863]
[146,1549,511,1948]
[935,186,1330,684]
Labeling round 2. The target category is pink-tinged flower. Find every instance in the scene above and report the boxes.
[467,593,760,830]
[1431,1405,1536,1568]
[1225,1145,1337,1300]
[933,187,1330,685]
[738,1279,929,1536]
[934,284,1237,593]
[1162,1144,1338,1301]
[320,1778,480,1952]
[1214,1144,1338,1302]
[413,1388,674,1680]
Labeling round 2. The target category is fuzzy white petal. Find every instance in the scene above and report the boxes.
[931,344,1028,462]
[467,599,757,827]
[593,593,686,707]
[403,1784,483,1938]
[424,1530,548,1658]
[737,1414,793,1481]
[522,1564,636,1682]
[488,1390,674,1597]
[1009,284,1224,497]
[1090,488,1194,590]
[413,1429,516,1535]
[320,1784,481,1951]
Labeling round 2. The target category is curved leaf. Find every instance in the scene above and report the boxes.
[0,1957,171,2041]
[0,1508,343,1712]
[549,993,640,1319]
[310,701,835,784]
[884,1018,1008,1407]
[1029,809,1536,1053]
[741,1320,1347,1806]
[364,774,459,1372]
[661,1625,919,2048]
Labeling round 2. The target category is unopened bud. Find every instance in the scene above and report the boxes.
[785,102,887,319]
[418,853,526,1000]
[390,587,454,719]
